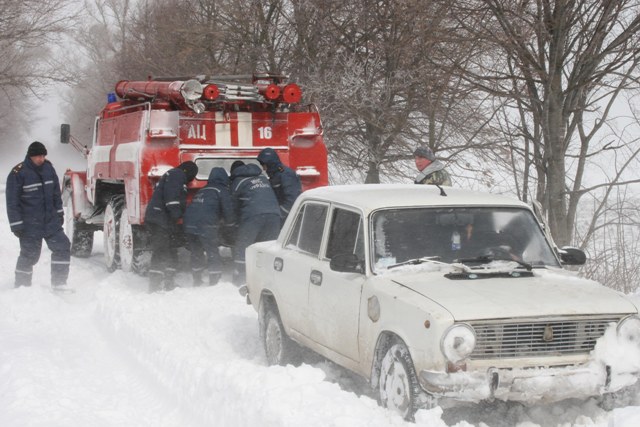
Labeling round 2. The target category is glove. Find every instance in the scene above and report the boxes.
[13,230,23,238]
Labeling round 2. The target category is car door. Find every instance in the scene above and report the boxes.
[307,206,365,362]
[275,201,329,339]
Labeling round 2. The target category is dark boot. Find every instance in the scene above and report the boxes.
[15,270,33,288]
[164,268,177,291]
[148,270,164,293]
[209,272,221,286]
[192,269,203,287]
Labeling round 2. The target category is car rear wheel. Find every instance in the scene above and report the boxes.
[263,307,298,366]
[378,341,421,420]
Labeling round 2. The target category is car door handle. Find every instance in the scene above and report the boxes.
[310,270,323,286]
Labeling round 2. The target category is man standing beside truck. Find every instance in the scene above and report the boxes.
[144,161,198,292]
[6,141,71,290]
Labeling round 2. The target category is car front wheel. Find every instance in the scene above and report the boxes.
[378,341,421,420]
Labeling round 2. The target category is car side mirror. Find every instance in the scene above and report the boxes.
[330,253,363,274]
[558,246,586,265]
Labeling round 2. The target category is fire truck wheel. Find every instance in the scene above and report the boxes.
[119,206,150,275]
[103,196,124,272]
[63,195,93,258]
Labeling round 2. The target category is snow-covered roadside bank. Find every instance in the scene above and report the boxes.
[0,284,188,426]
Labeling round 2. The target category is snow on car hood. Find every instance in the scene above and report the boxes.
[386,264,638,321]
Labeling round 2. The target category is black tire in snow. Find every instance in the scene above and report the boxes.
[378,340,422,421]
[70,225,94,258]
[262,306,299,366]
[103,196,125,272]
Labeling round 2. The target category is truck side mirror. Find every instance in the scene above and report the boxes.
[61,124,71,144]
[330,253,363,273]
[558,246,587,265]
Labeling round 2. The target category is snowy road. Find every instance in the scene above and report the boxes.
[1,194,640,426]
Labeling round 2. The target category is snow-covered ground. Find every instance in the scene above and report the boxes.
[1,188,640,427]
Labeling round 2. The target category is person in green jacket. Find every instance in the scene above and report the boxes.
[413,146,451,186]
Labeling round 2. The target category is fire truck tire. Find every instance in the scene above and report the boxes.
[103,196,124,272]
[118,207,150,275]
[63,195,93,258]
[70,223,94,258]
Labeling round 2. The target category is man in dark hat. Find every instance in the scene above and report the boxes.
[144,160,198,292]
[413,146,452,186]
[183,167,235,286]
[229,161,281,286]
[6,141,71,290]
[256,147,301,224]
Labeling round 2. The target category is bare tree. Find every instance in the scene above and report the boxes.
[0,0,78,146]
[449,0,640,246]
[579,188,640,293]
[61,0,137,144]
[295,0,495,184]
[0,0,76,91]
[109,0,296,77]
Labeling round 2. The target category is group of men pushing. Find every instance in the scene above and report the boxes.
[144,147,301,293]
[6,141,448,292]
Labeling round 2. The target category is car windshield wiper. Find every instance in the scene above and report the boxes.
[456,255,533,271]
[387,256,442,270]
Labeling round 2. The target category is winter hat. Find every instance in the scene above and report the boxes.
[179,161,198,182]
[413,146,435,161]
[230,160,245,174]
[27,141,48,157]
[257,147,281,166]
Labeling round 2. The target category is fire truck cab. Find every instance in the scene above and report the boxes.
[61,73,328,274]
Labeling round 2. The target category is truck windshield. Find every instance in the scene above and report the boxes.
[371,207,560,272]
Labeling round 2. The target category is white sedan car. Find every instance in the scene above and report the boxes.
[245,184,640,419]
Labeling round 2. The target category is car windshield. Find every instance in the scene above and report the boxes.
[371,207,560,272]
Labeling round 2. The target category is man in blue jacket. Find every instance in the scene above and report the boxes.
[6,141,71,289]
[230,161,281,285]
[256,148,301,225]
[144,161,198,292]
[183,167,235,286]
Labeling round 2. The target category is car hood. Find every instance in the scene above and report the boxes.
[387,266,638,321]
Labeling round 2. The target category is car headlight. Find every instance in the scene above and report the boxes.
[441,323,476,363]
[617,315,640,345]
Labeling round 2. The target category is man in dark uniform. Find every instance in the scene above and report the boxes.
[6,141,71,289]
[144,161,198,292]
[230,162,281,285]
[183,167,235,286]
[256,147,301,224]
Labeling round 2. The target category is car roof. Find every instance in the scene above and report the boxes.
[300,184,530,214]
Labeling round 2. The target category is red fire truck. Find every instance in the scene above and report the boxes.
[61,73,328,274]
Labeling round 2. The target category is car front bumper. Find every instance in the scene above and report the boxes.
[419,363,612,403]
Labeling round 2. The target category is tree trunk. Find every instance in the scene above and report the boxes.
[364,160,380,183]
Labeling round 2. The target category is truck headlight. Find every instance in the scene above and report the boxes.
[617,315,640,345]
[441,323,476,363]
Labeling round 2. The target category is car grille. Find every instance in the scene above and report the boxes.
[468,315,623,359]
